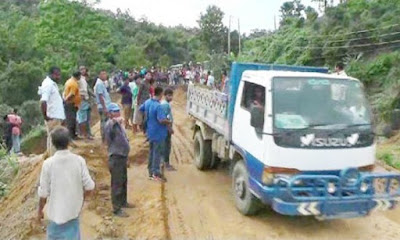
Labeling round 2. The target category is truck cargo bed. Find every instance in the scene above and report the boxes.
[187,84,229,138]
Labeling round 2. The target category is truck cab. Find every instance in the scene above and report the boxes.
[188,62,400,219]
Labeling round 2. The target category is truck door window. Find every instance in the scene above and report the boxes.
[241,82,266,110]
[240,82,266,129]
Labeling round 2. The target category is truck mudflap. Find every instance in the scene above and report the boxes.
[256,168,400,219]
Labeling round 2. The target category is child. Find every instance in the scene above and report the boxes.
[104,103,133,217]
[161,88,176,171]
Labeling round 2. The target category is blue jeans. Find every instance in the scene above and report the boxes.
[164,134,171,164]
[12,135,20,153]
[150,140,165,176]
[148,141,154,176]
[87,106,92,136]
[47,218,80,240]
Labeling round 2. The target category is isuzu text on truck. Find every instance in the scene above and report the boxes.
[187,62,400,219]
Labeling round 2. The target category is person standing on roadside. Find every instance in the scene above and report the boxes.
[38,126,95,239]
[38,66,66,157]
[130,75,140,133]
[8,108,22,154]
[118,77,132,129]
[141,87,171,182]
[134,72,152,131]
[95,70,112,142]
[77,66,93,140]
[104,103,133,217]
[63,71,82,140]
[2,115,13,153]
[161,88,176,171]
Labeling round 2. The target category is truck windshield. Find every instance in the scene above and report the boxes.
[273,77,372,130]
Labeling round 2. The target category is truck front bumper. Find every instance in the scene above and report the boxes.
[271,197,400,219]
[249,168,400,219]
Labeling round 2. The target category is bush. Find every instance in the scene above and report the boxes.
[0,146,19,197]
[0,104,12,118]
[19,100,42,134]
[21,125,46,154]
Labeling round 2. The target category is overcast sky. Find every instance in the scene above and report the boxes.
[96,0,335,34]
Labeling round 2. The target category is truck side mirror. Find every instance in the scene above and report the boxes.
[250,106,264,130]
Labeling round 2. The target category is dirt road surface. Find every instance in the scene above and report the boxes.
[1,88,400,240]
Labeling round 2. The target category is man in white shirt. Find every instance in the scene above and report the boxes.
[38,66,66,157]
[335,62,348,76]
[38,126,95,239]
[207,71,215,88]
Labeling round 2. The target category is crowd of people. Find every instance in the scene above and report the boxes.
[36,65,177,239]
[168,65,230,93]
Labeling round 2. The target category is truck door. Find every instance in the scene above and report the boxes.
[232,81,266,165]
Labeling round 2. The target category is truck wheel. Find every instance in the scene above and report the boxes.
[194,131,211,170]
[232,161,261,215]
[209,152,221,169]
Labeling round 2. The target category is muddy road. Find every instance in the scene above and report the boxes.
[1,88,400,240]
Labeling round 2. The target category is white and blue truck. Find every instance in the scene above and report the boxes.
[187,62,400,219]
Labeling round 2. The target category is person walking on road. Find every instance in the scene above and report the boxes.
[141,87,171,182]
[117,77,132,129]
[104,103,133,217]
[38,126,95,240]
[63,71,82,139]
[161,88,176,171]
[8,108,22,154]
[95,70,112,142]
[38,66,66,157]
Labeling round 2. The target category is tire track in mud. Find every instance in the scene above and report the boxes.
[161,182,172,240]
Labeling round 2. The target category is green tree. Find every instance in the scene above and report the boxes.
[198,5,226,54]
[116,45,150,70]
[280,0,306,27]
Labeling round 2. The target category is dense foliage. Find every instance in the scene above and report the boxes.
[0,0,207,107]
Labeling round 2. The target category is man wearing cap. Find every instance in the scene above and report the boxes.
[104,103,133,217]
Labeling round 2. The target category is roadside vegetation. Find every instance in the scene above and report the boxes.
[0,147,19,197]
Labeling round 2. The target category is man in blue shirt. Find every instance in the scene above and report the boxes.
[140,87,171,182]
[95,70,112,142]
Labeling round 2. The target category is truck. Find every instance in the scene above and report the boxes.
[187,62,400,219]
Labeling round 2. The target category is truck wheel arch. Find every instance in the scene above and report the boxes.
[194,120,214,140]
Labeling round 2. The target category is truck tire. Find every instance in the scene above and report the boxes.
[232,161,261,215]
[194,131,212,170]
[209,152,221,169]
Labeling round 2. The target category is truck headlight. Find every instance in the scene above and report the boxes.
[360,182,369,192]
[327,182,336,194]
[262,171,275,185]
